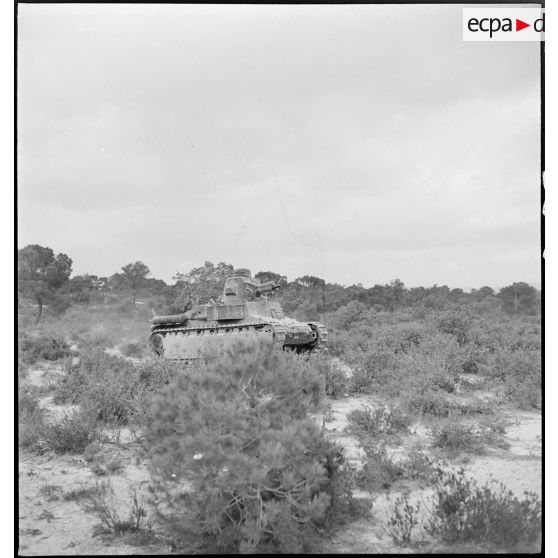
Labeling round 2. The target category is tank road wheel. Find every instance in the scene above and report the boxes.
[149,333,164,357]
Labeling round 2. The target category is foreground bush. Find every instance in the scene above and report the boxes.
[146,340,365,553]
[427,469,541,549]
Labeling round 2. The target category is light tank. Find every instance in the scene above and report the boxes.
[149,269,327,359]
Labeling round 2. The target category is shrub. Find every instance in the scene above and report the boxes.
[55,352,137,424]
[357,443,437,491]
[348,341,396,394]
[387,494,421,547]
[18,388,46,450]
[430,421,480,454]
[437,311,471,346]
[357,443,406,491]
[432,373,458,393]
[403,391,458,417]
[486,348,542,409]
[426,469,541,548]
[54,349,182,426]
[503,379,541,410]
[402,449,439,484]
[45,407,101,454]
[146,339,363,553]
[429,420,508,455]
[404,390,493,419]
[393,324,425,354]
[489,348,540,383]
[341,329,473,399]
[347,405,411,437]
[63,485,106,502]
[19,332,70,365]
[397,334,470,382]
[308,353,350,398]
[81,482,153,541]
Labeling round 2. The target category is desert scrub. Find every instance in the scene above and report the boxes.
[426,469,541,549]
[19,386,100,454]
[63,484,108,502]
[45,407,101,453]
[307,352,350,398]
[346,341,397,394]
[19,331,70,365]
[83,440,127,476]
[357,443,406,490]
[394,334,471,388]
[54,348,182,425]
[436,310,472,346]
[346,404,412,437]
[146,339,364,554]
[489,348,541,409]
[387,493,421,547]
[403,390,493,419]
[357,443,437,491]
[37,302,151,353]
[429,420,508,456]
[345,331,472,398]
[18,387,46,450]
[402,390,457,417]
[501,378,541,410]
[81,481,154,543]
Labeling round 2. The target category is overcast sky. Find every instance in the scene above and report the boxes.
[18,4,541,289]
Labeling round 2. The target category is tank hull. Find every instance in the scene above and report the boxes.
[149,317,326,360]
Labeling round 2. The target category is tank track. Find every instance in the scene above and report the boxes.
[149,321,288,357]
[308,322,328,349]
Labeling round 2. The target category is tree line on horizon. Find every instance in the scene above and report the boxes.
[18,244,541,325]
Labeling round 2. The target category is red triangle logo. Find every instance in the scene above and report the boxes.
[516,19,530,32]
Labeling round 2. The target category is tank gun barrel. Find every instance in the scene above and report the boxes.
[256,281,280,296]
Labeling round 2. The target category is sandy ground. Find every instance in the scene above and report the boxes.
[19,362,541,555]
[18,452,168,556]
[320,392,541,553]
